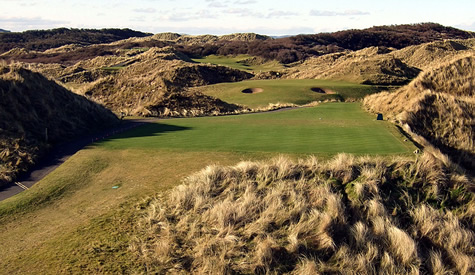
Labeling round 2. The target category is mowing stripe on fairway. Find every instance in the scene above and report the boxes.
[97,103,415,156]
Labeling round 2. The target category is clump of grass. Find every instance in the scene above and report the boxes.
[132,153,474,274]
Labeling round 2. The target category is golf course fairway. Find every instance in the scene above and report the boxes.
[100,103,414,156]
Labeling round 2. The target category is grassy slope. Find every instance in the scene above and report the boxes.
[0,65,118,187]
[191,54,285,72]
[0,103,414,273]
[196,79,382,109]
[363,54,475,172]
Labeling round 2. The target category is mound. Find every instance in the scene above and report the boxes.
[0,64,118,187]
[219,33,271,42]
[145,92,243,117]
[392,39,475,70]
[242,88,263,94]
[0,28,151,53]
[285,39,475,85]
[133,154,474,274]
[285,47,420,85]
[152,32,182,41]
[81,48,252,116]
[364,54,475,172]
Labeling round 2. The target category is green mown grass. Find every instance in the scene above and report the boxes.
[192,54,285,72]
[197,79,383,108]
[102,103,413,156]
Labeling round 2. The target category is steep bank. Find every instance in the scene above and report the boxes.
[0,64,118,188]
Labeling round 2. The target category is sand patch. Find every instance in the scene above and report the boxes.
[311,87,336,94]
[242,88,264,94]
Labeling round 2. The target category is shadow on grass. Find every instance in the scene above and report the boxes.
[0,120,191,200]
[98,121,191,141]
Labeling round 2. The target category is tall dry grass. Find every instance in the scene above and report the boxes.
[363,54,475,172]
[132,153,474,274]
[0,64,118,187]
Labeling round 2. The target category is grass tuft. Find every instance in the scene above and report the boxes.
[133,153,474,273]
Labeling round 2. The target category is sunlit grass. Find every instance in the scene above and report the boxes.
[197,79,383,108]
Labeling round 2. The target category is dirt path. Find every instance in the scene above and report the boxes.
[0,119,157,201]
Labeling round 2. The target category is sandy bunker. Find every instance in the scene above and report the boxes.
[311,87,336,94]
[242,88,264,94]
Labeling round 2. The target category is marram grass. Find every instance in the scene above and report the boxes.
[133,151,474,274]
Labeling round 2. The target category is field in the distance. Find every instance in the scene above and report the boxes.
[191,54,285,72]
[195,79,384,108]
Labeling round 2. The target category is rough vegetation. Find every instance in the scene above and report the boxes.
[178,23,474,63]
[1,23,475,273]
[364,54,475,173]
[79,47,251,116]
[0,63,118,188]
[2,24,469,65]
[285,47,421,85]
[153,32,270,43]
[133,153,474,274]
[0,28,151,53]
[285,38,475,85]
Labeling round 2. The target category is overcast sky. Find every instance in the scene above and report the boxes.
[1,0,474,35]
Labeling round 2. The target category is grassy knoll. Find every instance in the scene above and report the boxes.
[196,79,382,109]
[102,103,414,155]
[0,103,415,273]
[192,54,285,72]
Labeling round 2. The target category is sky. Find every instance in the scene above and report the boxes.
[1,0,474,35]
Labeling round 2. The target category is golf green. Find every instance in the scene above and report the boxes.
[98,103,414,156]
[197,79,382,108]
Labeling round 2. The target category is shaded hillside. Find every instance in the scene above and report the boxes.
[0,64,118,188]
[134,154,474,274]
[0,28,151,53]
[364,55,475,172]
[178,23,475,63]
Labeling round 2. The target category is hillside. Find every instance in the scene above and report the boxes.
[0,28,151,53]
[284,47,420,85]
[70,47,250,116]
[285,39,475,85]
[0,25,474,274]
[0,64,118,188]
[134,153,474,274]
[364,54,475,172]
[178,23,475,63]
[1,44,252,117]
[153,32,270,43]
